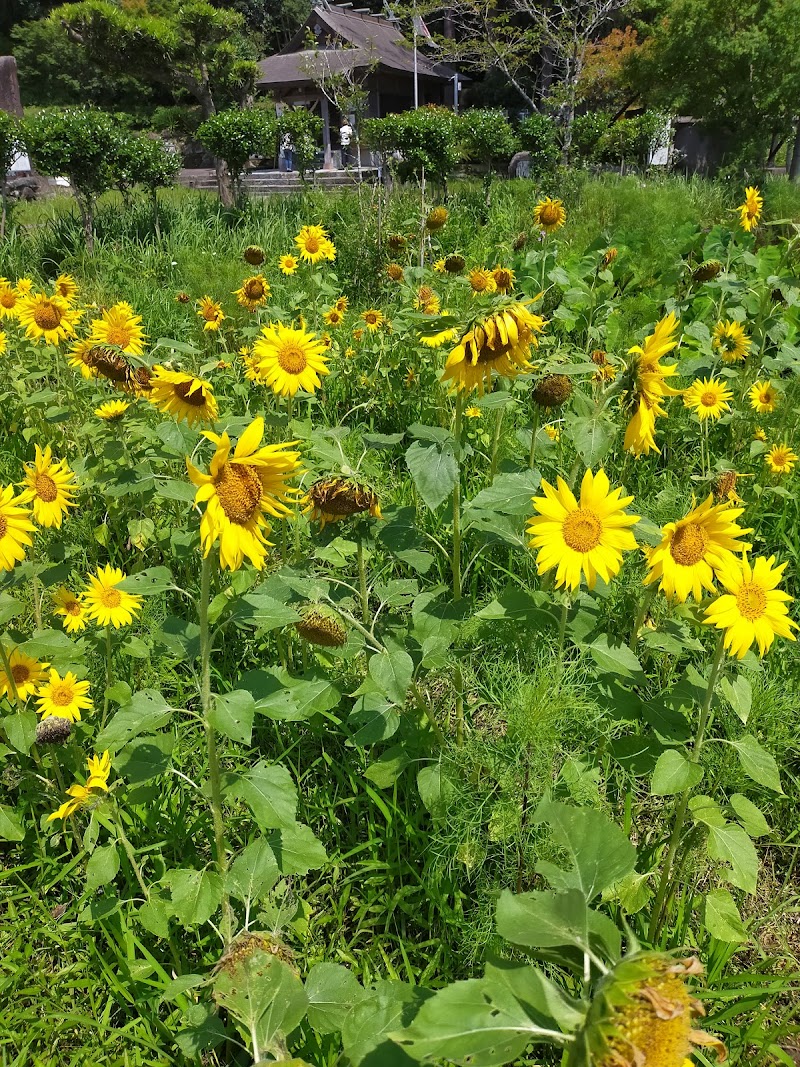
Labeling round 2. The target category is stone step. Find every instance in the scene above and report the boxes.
[177,169,377,196]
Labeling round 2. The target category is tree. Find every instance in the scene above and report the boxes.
[0,112,22,237]
[363,106,462,187]
[197,107,276,204]
[276,107,323,180]
[577,25,644,115]
[116,133,181,235]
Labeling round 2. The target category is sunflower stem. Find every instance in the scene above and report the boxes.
[112,798,150,900]
[30,537,43,632]
[556,592,570,674]
[356,533,371,626]
[451,393,466,746]
[630,586,656,645]
[490,401,506,478]
[199,552,233,946]
[528,406,540,470]
[647,632,726,944]
[0,640,21,710]
[101,625,113,730]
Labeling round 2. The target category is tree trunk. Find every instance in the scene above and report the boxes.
[217,160,235,208]
[766,131,783,167]
[789,118,800,181]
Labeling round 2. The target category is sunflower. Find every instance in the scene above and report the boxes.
[753,426,767,442]
[533,197,566,233]
[591,349,617,383]
[441,301,546,396]
[68,338,99,379]
[748,380,778,413]
[433,258,446,274]
[683,376,733,421]
[544,424,561,442]
[251,322,330,398]
[361,309,385,332]
[53,586,87,633]
[712,319,750,363]
[187,417,302,571]
[765,443,797,474]
[305,477,381,529]
[425,206,448,231]
[386,263,404,282]
[95,399,130,421]
[243,244,265,266]
[89,301,146,355]
[17,292,82,345]
[445,254,466,274]
[323,307,344,327]
[16,277,33,295]
[197,296,225,331]
[644,495,751,602]
[0,330,6,356]
[465,406,481,418]
[414,286,440,315]
[468,267,497,295]
[419,320,460,348]
[532,374,572,409]
[279,253,299,275]
[82,565,143,628]
[601,247,618,268]
[738,186,763,232]
[527,469,638,591]
[149,366,218,426]
[623,312,683,456]
[491,266,515,292]
[0,280,20,318]
[295,604,348,647]
[704,554,797,658]
[294,225,336,264]
[715,469,745,505]
[692,259,723,283]
[53,273,79,302]
[48,751,111,822]
[0,648,49,702]
[36,668,93,722]
[20,445,78,528]
[234,274,271,312]
[0,484,35,572]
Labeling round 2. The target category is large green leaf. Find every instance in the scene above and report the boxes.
[0,804,25,841]
[305,962,365,1035]
[214,953,308,1057]
[650,750,704,796]
[495,888,619,963]
[118,567,175,595]
[368,649,414,707]
[462,471,541,525]
[342,980,431,1067]
[730,734,783,793]
[85,843,120,893]
[227,838,280,905]
[223,761,298,830]
[210,690,256,745]
[482,960,584,1033]
[707,823,759,895]
[569,413,617,467]
[405,441,458,512]
[167,868,223,928]
[704,888,748,943]
[269,822,327,875]
[95,689,174,751]
[588,635,643,680]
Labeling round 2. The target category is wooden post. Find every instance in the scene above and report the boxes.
[320,95,333,170]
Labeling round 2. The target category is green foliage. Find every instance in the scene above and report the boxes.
[115,134,181,196]
[0,111,21,178]
[22,105,125,200]
[364,106,461,184]
[458,108,519,171]
[517,113,561,178]
[197,107,276,184]
[570,111,612,165]
[276,106,323,178]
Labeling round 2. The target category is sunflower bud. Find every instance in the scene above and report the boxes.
[387,233,407,253]
[513,231,528,251]
[175,291,190,304]
[444,254,466,274]
[386,262,404,282]
[425,206,448,231]
[295,605,347,648]
[532,374,573,409]
[692,259,722,283]
[243,244,265,266]
[35,716,73,745]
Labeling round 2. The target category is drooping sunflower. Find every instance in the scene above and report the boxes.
[334,296,348,312]
[279,253,299,276]
[445,254,466,274]
[294,224,336,264]
[692,259,723,283]
[243,244,265,266]
[441,301,546,396]
[765,443,797,475]
[187,417,303,571]
[622,312,683,456]
[491,266,515,292]
[89,301,146,356]
[48,751,111,822]
[149,366,218,426]
[295,604,348,647]
[712,319,751,363]
[251,321,331,398]
[82,565,143,628]
[527,468,639,591]
[683,376,733,421]
[234,274,271,312]
[52,273,79,302]
[53,586,87,633]
[20,445,78,528]
[17,292,82,345]
[532,374,572,409]
[323,307,345,327]
[94,399,130,421]
[361,308,384,332]
[305,477,382,529]
[704,554,797,658]
[738,186,763,232]
[0,280,21,319]
[36,668,93,722]
[425,206,448,231]
[644,494,751,602]
[715,469,745,505]
[468,267,497,295]
[591,349,617,383]
[533,197,566,233]
[68,338,99,379]
[748,380,778,413]
[197,296,225,331]
[386,263,405,282]
[0,484,35,572]
[0,648,49,702]
[601,247,618,268]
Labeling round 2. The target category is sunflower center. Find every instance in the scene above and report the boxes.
[174,380,207,406]
[562,508,603,552]
[540,204,561,225]
[700,391,717,407]
[0,291,16,308]
[277,342,308,375]
[304,236,320,253]
[11,664,30,684]
[365,312,378,324]
[735,581,767,620]
[100,588,122,609]
[106,324,133,346]
[0,516,6,538]
[759,391,771,404]
[203,305,218,321]
[215,462,263,525]
[34,472,58,502]
[66,600,81,616]
[670,521,708,566]
[245,280,265,299]
[33,301,62,331]
[50,683,74,707]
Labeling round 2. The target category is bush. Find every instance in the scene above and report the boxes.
[598,111,668,168]
[458,108,519,172]
[363,106,461,185]
[570,112,612,165]
[517,113,561,178]
[197,107,277,199]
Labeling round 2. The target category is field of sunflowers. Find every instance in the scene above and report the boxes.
[1,174,800,1066]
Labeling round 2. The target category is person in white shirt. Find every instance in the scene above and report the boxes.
[339,122,353,168]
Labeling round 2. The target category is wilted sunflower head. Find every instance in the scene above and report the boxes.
[444,253,466,274]
[492,266,515,292]
[715,469,744,504]
[425,206,448,231]
[692,259,723,283]
[386,262,404,282]
[532,373,573,409]
[387,233,407,253]
[441,300,547,396]
[601,247,618,268]
[214,932,296,977]
[35,715,73,746]
[175,291,190,304]
[513,231,528,251]
[305,477,382,529]
[295,604,347,647]
[243,244,265,266]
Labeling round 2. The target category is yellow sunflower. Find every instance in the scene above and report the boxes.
[441,300,546,396]
[533,197,567,233]
[433,258,446,274]
[765,443,797,474]
[465,406,481,418]
[187,417,302,571]
[753,426,767,442]
[334,296,348,312]
[89,301,146,355]
[361,308,384,332]
[279,253,298,275]
[17,292,82,345]
[704,554,797,658]
[48,751,111,821]
[20,445,78,528]
[53,586,87,633]
[16,278,32,295]
[748,380,778,413]
[0,484,35,572]
[149,366,218,426]
[527,468,639,591]
[197,296,225,331]
[738,186,763,232]
[234,274,271,312]
[425,206,448,231]
[294,224,336,264]
[623,312,683,456]
[82,565,143,628]
[491,266,515,293]
[0,648,49,702]
[68,338,99,379]
[53,273,79,302]
[544,424,561,442]
[251,321,331,398]
[0,330,6,356]
[95,399,130,421]
[644,495,751,602]
[468,268,497,295]
[323,307,344,327]
[36,668,93,722]
[712,319,751,363]
[419,319,460,349]
[683,376,733,421]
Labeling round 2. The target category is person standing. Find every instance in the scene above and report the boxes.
[339,121,353,168]
[281,132,294,173]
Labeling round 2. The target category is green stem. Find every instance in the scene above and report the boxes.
[30,538,42,631]
[528,406,540,470]
[411,683,447,749]
[0,640,21,709]
[113,799,150,900]
[101,625,113,730]
[557,592,570,674]
[647,632,726,944]
[199,553,232,945]
[490,402,506,478]
[452,393,465,746]
[356,534,370,625]
[630,587,656,645]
